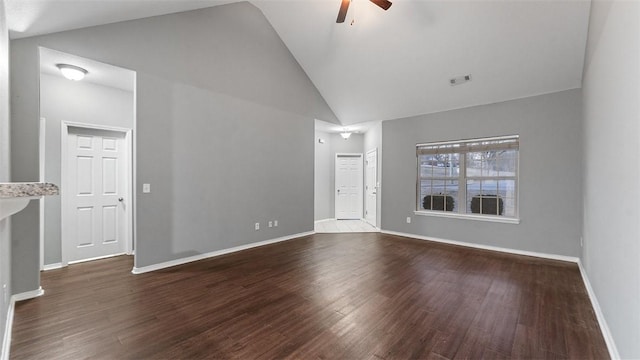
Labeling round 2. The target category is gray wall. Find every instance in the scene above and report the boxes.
[381,89,583,257]
[314,130,332,221]
[582,1,640,357]
[314,132,364,220]
[364,122,382,227]
[0,0,11,352]
[10,2,337,292]
[40,73,134,265]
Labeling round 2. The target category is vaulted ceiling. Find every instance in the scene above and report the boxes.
[5,0,592,126]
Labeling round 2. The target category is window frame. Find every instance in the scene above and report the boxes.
[415,135,520,224]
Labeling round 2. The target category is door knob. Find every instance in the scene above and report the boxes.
[118,197,124,202]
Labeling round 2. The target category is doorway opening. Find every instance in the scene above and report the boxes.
[38,47,136,269]
[313,120,379,233]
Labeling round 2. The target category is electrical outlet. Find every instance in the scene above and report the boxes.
[142,183,151,193]
[274,220,278,227]
[255,222,260,231]
[580,236,583,247]
[268,221,273,228]
[406,217,411,224]
[3,284,7,304]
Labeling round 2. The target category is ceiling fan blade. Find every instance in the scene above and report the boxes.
[337,0,350,23]
[369,0,392,11]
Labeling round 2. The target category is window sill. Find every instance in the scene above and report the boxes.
[413,210,520,224]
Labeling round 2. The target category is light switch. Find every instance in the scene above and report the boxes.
[143,183,151,193]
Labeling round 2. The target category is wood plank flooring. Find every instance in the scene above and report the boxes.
[10,233,608,359]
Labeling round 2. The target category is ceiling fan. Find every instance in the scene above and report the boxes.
[336,0,392,23]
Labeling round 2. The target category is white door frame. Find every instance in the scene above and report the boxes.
[365,148,378,228]
[60,121,134,266]
[335,153,364,220]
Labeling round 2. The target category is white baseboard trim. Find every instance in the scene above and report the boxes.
[314,218,335,224]
[2,287,46,359]
[380,230,579,263]
[1,299,14,360]
[132,231,315,274]
[577,260,620,359]
[12,287,45,302]
[42,263,62,271]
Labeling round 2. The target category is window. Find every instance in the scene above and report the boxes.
[416,136,519,220]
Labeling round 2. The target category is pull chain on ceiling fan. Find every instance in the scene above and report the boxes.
[337,0,392,23]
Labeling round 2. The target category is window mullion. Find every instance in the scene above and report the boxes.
[459,153,466,214]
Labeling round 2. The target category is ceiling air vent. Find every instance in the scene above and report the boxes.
[450,74,472,86]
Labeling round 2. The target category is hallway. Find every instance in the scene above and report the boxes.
[314,219,378,233]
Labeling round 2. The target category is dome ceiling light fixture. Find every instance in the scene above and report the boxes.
[56,63,88,81]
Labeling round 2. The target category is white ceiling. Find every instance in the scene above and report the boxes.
[315,118,377,135]
[40,47,136,92]
[6,0,235,38]
[5,0,592,126]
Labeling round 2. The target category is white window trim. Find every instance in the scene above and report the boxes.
[416,135,520,222]
[414,210,520,224]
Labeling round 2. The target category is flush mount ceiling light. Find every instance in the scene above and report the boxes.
[56,64,88,81]
[340,130,352,140]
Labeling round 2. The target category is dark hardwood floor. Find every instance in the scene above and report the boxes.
[11,233,608,359]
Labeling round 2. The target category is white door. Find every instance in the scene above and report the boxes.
[365,149,377,227]
[335,154,363,220]
[66,127,128,263]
